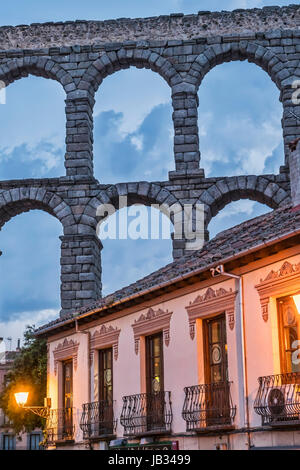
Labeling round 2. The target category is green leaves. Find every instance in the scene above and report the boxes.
[0,326,47,434]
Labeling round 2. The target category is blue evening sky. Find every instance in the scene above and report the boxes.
[0,0,292,347]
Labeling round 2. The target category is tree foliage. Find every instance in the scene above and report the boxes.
[0,325,47,434]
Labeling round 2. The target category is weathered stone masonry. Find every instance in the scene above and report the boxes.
[0,5,299,316]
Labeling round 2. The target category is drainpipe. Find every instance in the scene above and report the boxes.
[75,320,92,449]
[210,265,251,450]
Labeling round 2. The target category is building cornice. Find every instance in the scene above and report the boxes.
[132,308,173,355]
[186,286,237,339]
[90,324,121,362]
[255,260,300,322]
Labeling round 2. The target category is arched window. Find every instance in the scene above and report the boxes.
[0,76,65,180]
[0,211,61,346]
[198,61,283,177]
[93,68,173,183]
[99,205,173,295]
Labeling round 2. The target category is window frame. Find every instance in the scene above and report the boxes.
[277,295,300,374]
[2,433,15,450]
[98,347,113,403]
[145,332,164,395]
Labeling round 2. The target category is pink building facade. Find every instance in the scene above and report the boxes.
[37,205,300,450]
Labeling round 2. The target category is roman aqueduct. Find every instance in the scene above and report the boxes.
[0,4,299,315]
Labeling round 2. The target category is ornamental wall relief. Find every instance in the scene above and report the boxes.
[132,308,173,355]
[89,324,121,364]
[53,338,79,375]
[255,261,300,322]
[186,286,237,339]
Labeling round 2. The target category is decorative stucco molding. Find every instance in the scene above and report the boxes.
[255,261,300,322]
[132,308,173,355]
[53,338,79,375]
[186,287,237,339]
[90,324,121,362]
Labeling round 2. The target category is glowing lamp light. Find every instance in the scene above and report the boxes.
[292,294,300,314]
[14,392,29,407]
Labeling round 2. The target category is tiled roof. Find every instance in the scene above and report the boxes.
[36,204,300,334]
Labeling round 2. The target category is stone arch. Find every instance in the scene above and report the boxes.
[0,58,75,179]
[71,51,179,177]
[0,187,76,232]
[80,182,180,229]
[197,176,291,227]
[79,50,180,94]
[191,43,289,91]
[80,182,190,259]
[0,57,75,92]
[192,43,293,170]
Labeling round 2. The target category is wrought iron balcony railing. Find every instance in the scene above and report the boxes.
[46,408,75,445]
[80,400,116,440]
[254,373,300,426]
[182,382,236,432]
[120,391,172,437]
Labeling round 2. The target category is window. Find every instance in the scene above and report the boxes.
[202,314,232,426]
[145,332,166,432]
[3,434,15,450]
[99,348,113,402]
[277,296,300,374]
[29,433,42,450]
[63,360,73,409]
[98,348,114,435]
[146,333,164,394]
[203,314,228,384]
[62,360,73,438]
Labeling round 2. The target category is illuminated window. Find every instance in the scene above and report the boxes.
[277,296,300,374]
[99,348,113,403]
[146,333,164,394]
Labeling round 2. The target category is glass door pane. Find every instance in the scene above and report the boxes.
[146,333,164,431]
[278,296,300,373]
[63,360,73,439]
[204,314,230,426]
[99,348,113,402]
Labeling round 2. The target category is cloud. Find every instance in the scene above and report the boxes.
[94,68,171,137]
[0,141,65,180]
[198,60,283,177]
[0,75,65,179]
[130,135,144,151]
[101,236,172,296]
[0,76,65,151]
[208,200,271,238]
[0,309,58,350]
[93,103,174,183]
[0,210,61,321]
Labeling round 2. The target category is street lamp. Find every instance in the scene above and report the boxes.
[14,392,51,419]
[14,392,29,407]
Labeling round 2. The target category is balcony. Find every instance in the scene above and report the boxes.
[80,401,116,440]
[182,382,236,432]
[254,373,300,427]
[46,408,75,445]
[120,392,172,437]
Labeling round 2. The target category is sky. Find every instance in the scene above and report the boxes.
[0,0,292,349]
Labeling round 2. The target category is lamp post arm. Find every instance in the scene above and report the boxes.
[22,406,50,419]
